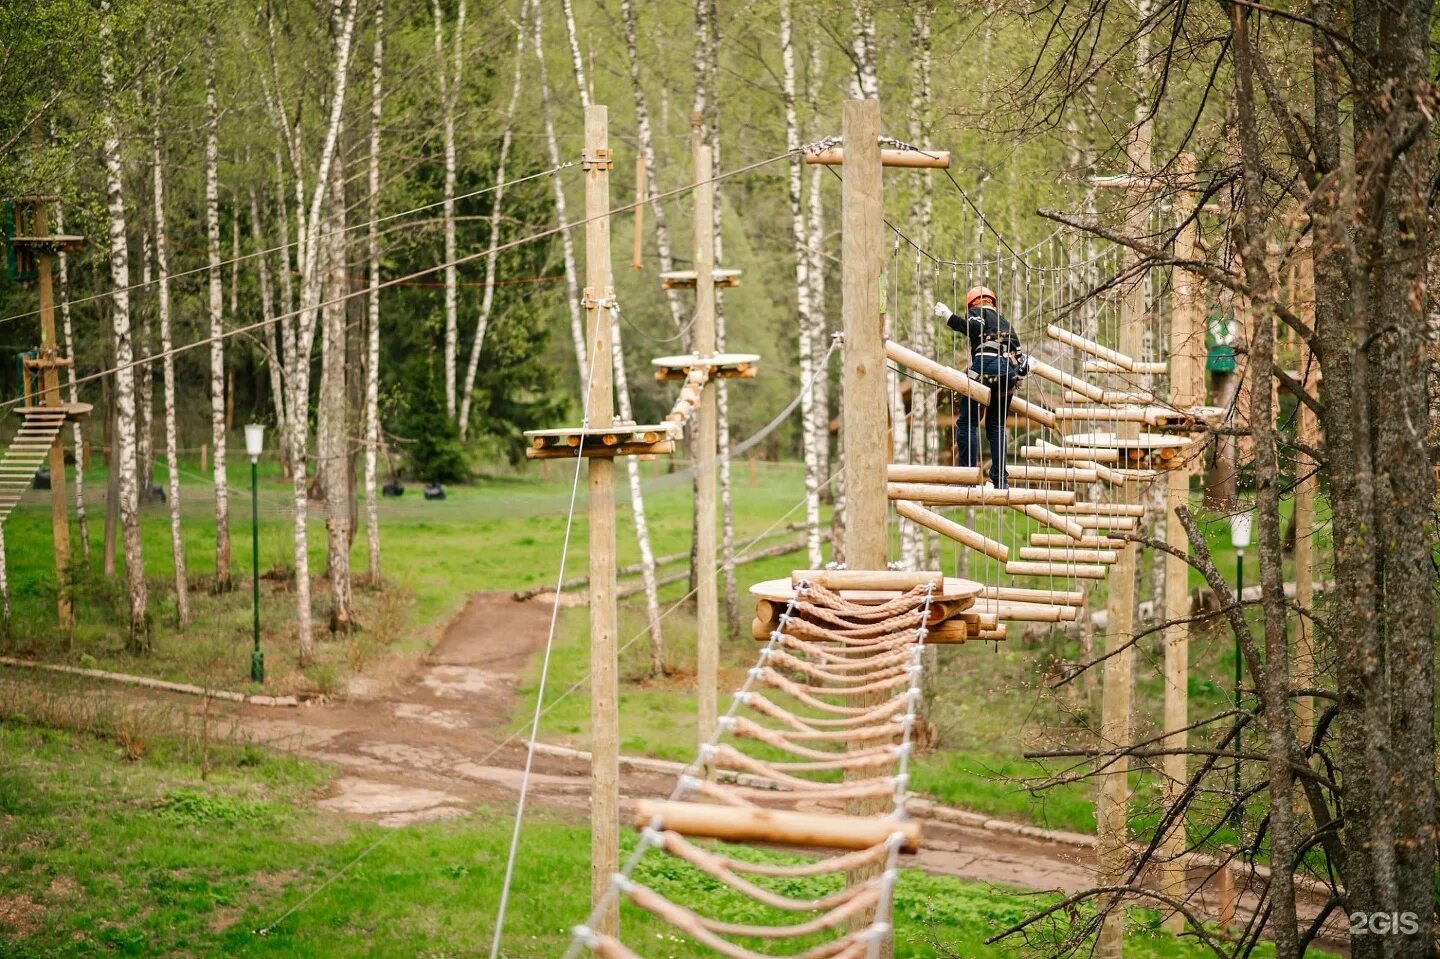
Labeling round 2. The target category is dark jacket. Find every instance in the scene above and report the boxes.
[947,306,1022,356]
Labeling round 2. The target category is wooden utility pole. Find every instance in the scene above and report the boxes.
[1160,156,1205,932]
[1096,140,1150,959]
[28,199,80,628]
[583,104,619,938]
[693,125,719,745]
[839,99,886,569]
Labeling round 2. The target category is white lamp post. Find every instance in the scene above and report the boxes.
[244,425,265,682]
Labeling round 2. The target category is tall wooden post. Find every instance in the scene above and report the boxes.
[32,201,73,628]
[1096,141,1149,959]
[1160,156,1204,932]
[583,104,619,938]
[1291,245,1317,740]
[693,128,719,746]
[840,100,887,569]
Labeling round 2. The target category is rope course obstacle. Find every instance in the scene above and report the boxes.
[500,94,1266,959]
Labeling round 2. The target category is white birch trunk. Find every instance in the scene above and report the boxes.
[618,0,686,337]
[611,315,665,673]
[905,4,936,570]
[251,189,287,443]
[531,0,587,381]
[0,526,8,622]
[55,204,90,557]
[458,6,525,438]
[559,0,589,109]
[322,165,353,632]
[431,0,464,421]
[365,0,385,585]
[286,0,359,665]
[805,39,831,489]
[850,0,879,99]
[101,0,149,646]
[137,232,154,494]
[781,0,823,568]
[205,27,230,588]
[154,116,190,625]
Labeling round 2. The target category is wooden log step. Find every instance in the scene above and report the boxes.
[884,340,991,405]
[1006,465,1098,483]
[1045,325,1135,370]
[525,440,676,460]
[526,424,678,447]
[974,599,1081,623]
[975,627,1008,640]
[1019,445,1120,463]
[1072,515,1138,530]
[979,584,1085,606]
[1055,502,1146,517]
[657,268,742,290]
[1012,504,1086,540]
[790,569,942,593]
[1018,547,1118,564]
[1063,431,1192,451]
[887,464,982,485]
[1026,358,1104,401]
[895,501,1009,563]
[1084,359,1168,375]
[1031,533,1125,549]
[1005,560,1108,580]
[1009,396,1057,428]
[887,483,1075,506]
[633,800,922,853]
[1054,406,1156,423]
[1062,390,1155,406]
[925,619,984,644]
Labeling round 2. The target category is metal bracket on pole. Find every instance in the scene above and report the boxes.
[581,148,613,172]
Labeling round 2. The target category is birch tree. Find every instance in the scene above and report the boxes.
[531,0,587,380]
[250,188,286,452]
[805,39,830,491]
[364,0,385,584]
[781,0,823,567]
[618,0,686,339]
[903,2,936,569]
[153,108,189,626]
[273,0,359,664]
[205,23,231,589]
[100,0,148,647]
[431,0,464,420]
[457,8,524,438]
[849,1,878,99]
[137,232,154,494]
[320,161,353,632]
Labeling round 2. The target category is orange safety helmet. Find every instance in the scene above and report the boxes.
[965,285,997,309]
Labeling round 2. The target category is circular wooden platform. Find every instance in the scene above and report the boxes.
[748,576,982,606]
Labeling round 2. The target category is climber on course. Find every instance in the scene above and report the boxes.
[934,287,1029,488]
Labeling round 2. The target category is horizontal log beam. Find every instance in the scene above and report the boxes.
[1084,359,1168,375]
[974,599,1082,622]
[1019,445,1120,463]
[1012,503,1086,540]
[1045,325,1135,370]
[803,147,951,169]
[887,483,1075,506]
[633,800,922,852]
[1062,389,1155,406]
[1031,532,1125,550]
[1018,547,1119,564]
[790,569,943,592]
[979,584,1085,605]
[1006,465,1099,483]
[1026,358,1105,401]
[895,500,1009,562]
[1004,560,1109,580]
[1055,502,1147,517]
[887,464,983,485]
[884,340,991,405]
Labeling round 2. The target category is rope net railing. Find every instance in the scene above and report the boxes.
[561,578,939,959]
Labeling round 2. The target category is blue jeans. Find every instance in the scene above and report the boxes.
[956,354,1019,488]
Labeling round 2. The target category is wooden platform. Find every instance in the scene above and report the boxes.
[652,352,760,381]
[524,423,679,460]
[17,403,92,424]
[658,267,741,290]
[7,235,87,254]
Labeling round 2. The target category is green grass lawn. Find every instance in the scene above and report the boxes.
[0,720,1303,959]
[2,454,1327,841]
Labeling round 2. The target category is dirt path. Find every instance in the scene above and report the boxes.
[10,591,1344,950]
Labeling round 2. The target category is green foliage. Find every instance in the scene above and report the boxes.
[391,355,469,483]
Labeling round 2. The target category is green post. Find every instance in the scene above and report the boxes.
[250,457,264,683]
[1232,549,1244,827]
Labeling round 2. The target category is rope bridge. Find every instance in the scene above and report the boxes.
[563,571,964,959]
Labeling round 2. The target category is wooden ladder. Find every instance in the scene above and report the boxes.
[0,408,66,524]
